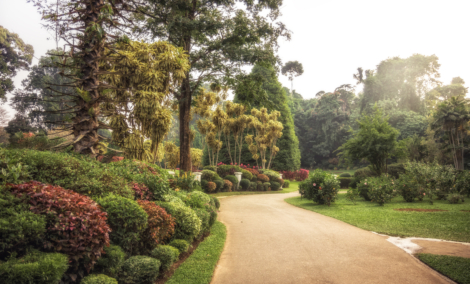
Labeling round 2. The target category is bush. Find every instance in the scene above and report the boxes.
[97,194,148,255]
[95,245,126,278]
[194,208,211,236]
[249,182,257,191]
[357,179,372,201]
[223,180,233,192]
[282,181,290,188]
[184,191,211,208]
[168,239,190,254]
[368,176,396,206]
[241,169,253,181]
[244,168,260,176]
[130,183,153,201]
[118,256,161,284]
[270,181,281,191]
[206,182,217,193]
[299,169,339,206]
[0,187,46,258]
[251,175,258,182]
[448,194,465,204]
[337,177,353,189]
[214,179,224,192]
[263,182,271,191]
[387,163,405,178]
[201,170,220,182]
[279,169,309,181]
[0,250,68,284]
[1,149,133,199]
[256,181,263,191]
[239,179,250,190]
[257,174,269,182]
[225,175,238,190]
[82,274,118,284]
[154,202,201,242]
[203,165,217,172]
[7,182,110,278]
[211,196,220,209]
[349,176,360,189]
[346,187,360,204]
[395,173,424,202]
[217,165,241,178]
[354,167,375,179]
[339,172,351,177]
[261,169,280,181]
[151,245,180,271]
[137,200,176,254]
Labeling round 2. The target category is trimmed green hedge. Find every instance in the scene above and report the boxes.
[82,274,118,284]
[337,177,353,189]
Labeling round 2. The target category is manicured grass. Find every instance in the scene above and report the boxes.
[166,221,227,284]
[417,254,470,284]
[284,194,470,242]
[210,181,300,197]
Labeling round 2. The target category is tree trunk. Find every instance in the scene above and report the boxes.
[179,76,192,174]
[73,0,103,157]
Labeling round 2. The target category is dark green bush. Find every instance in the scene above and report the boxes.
[201,170,220,182]
[256,181,263,191]
[225,175,238,190]
[357,179,372,201]
[151,245,180,271]
[194,208,211,236]
[1,149,133,199]
[211,196,220,209]
[387,163,405,179]
[95,245,126,278]
[168,239,190,254]
[118,256,161,284]
[239,179,250,190]
[337,177,353,189]
[283,181,290,188]
[217,165,241,177]
[214,179,224,192]
[339,173,351,177]
[270,181,281,191]
[82,274,118,284]
[0,250,68,284]
[263,182,271,191]
[200,180,208,191]
[97,194,148,255]
[249,182,257,190]
[241,169,253,181]
[154,202,201,242]
[203,165,217,172]
[354,167,375,179]
[251,176,258,182]
[367,176,395,206]
[349,176,360,189]
[0,187,46,258]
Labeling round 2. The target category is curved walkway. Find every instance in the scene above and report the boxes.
[211,192,451,284]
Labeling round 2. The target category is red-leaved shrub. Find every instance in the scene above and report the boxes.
[244,168,260,176]
[279,169,309,181]
[131,182,153,200]
[257,174,270,182]
[137,200,176,254]
[8,181,110,281]
[207,182,217,193]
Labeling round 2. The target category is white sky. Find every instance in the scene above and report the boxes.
[1,0,469,117]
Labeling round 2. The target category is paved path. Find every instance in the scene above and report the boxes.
[211,192,451,284]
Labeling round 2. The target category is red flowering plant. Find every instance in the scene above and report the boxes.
[298,169,338,206]
[7,181,110,281]
[131,182,153,200]
[137,200,175,254]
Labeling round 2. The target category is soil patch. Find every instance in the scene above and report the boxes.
[412,240,470,259]
[461,210,470,212]
[394,208,448,212]
[155,232,209,284]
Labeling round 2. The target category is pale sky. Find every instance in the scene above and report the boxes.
[1,0,469,117]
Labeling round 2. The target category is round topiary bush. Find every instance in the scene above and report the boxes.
[239,179,250,190]
[223,180,233,192]
[225,175,238,190]
[270,181,281,191]
[241,169,253,181]
[97,194,148,255]
[257,174,269,182]
[0,250,68,284]
[137,200,176,254]
[263,182,271,191]
[81,274,118,284]
[203,165,217,172]
[185,191,212,209]
[118,256,161,284]
[154,202,201,242]
[256,181,263,191]
[206,182,217,193]
[249,182,257,191]
[211,196,220,209]
[95,245,126,278]
[201,170,220,182]
[200,180,208,191]
[151,245,180,271]
[214,179,224,192]
[283,181,290,188]
[169,239,190,254]
[339,173,351,177]
[194,208,211,236]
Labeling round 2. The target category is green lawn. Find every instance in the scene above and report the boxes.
[166,221,227,284]
[417,254,470,284]
[210,181,300,197]
[285,194,470,242]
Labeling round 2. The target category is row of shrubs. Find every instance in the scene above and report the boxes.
[200,165,289,193]
[0,148,221,283]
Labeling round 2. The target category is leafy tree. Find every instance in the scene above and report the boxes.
[338,107,400,175]
[4,113,38,135]
[0,26,34,102]
[281,61,304,96]
[140,0,290,172]
[431,96,470,170]
[426,77,468,112]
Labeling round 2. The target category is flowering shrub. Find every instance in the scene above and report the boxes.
[257,174,269,182]
[137,200,175,254]
[367,176,396,206]
[131,182,153,200]
[8,181,111,279]
[357,179,371,201]
[395,174,424,202]
[299,169,339,206]
[279,169,309,181]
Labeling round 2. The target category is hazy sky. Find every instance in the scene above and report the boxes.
[1,0,469,117]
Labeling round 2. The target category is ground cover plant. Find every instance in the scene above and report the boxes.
[417,254,470,284]
[285,194,470,242]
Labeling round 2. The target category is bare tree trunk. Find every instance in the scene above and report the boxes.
[179,76,192,174]
[225,133,233,164]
